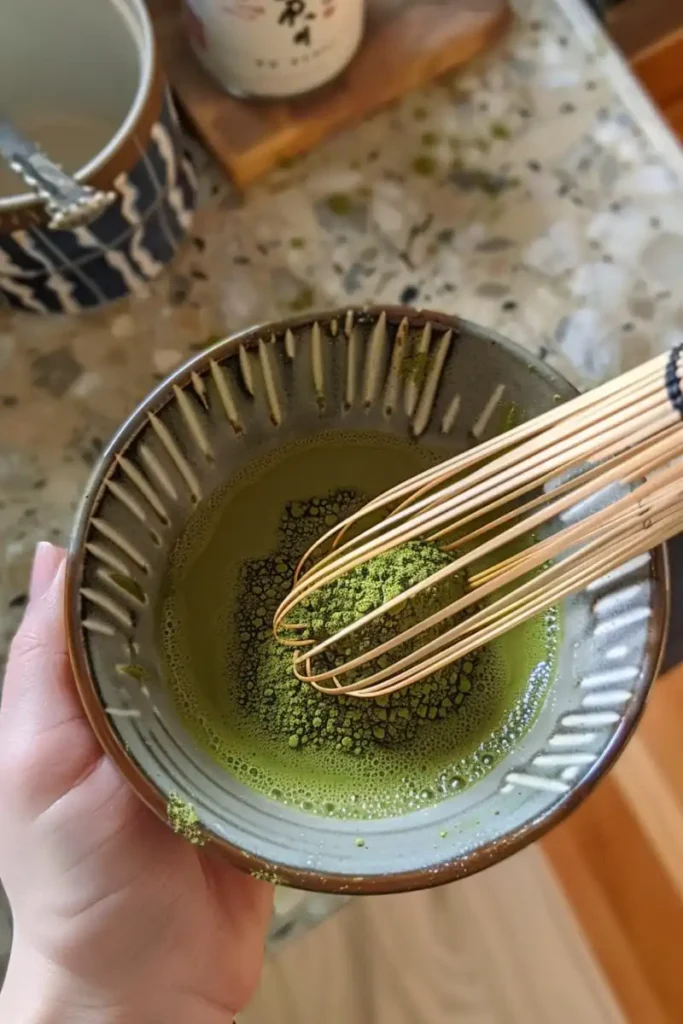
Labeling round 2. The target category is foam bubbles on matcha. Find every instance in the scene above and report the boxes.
[158,432,559,820]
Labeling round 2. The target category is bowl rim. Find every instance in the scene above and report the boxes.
[66,305,670,894]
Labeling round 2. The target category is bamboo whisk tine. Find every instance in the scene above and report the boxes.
[273,346,683,698]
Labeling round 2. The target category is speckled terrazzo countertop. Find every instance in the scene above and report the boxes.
[1,0,683,945]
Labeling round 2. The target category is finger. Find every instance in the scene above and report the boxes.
[203,854,274,1008]
[1,543,84,739]
[0,543,102,809]
[29,540,64,603]
[209,857,274,948]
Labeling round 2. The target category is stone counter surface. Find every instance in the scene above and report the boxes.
[1,0,682,959]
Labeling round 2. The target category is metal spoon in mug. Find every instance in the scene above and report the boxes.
[0,115,116,230]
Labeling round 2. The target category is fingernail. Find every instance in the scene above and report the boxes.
[29,542,64,602]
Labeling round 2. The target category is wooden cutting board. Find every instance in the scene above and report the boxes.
[149,0,511,189]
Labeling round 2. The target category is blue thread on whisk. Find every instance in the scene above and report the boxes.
[665,344,683,416]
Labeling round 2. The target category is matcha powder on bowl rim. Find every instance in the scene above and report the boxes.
[235,492,479,755]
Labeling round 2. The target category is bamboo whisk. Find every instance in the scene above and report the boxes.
[273,346,683,698]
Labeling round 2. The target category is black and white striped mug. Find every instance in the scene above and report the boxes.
[0,0,197,313]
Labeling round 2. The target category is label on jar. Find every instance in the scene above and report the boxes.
[184,0,365,99]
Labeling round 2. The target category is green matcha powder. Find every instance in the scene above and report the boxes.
[238,495,477,755]
[160,436,558,821]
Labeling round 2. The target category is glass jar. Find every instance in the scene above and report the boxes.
[183,0,366,99]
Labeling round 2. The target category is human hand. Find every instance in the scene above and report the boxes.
[0,542,273,1023]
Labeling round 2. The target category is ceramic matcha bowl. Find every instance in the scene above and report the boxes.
[66,306,668,894]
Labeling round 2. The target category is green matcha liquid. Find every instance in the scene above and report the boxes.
[159,432,558,820]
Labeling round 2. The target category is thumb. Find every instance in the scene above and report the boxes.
[0,543,100,807]
[29,540,65,605]
[1,543,77,733]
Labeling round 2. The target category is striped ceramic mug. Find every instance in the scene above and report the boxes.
[0,0,197,314]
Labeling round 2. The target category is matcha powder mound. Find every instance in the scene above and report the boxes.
[234,490,479,756]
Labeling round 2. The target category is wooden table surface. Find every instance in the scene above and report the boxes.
[545,663,683,1023]
[245,843,623,1024]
